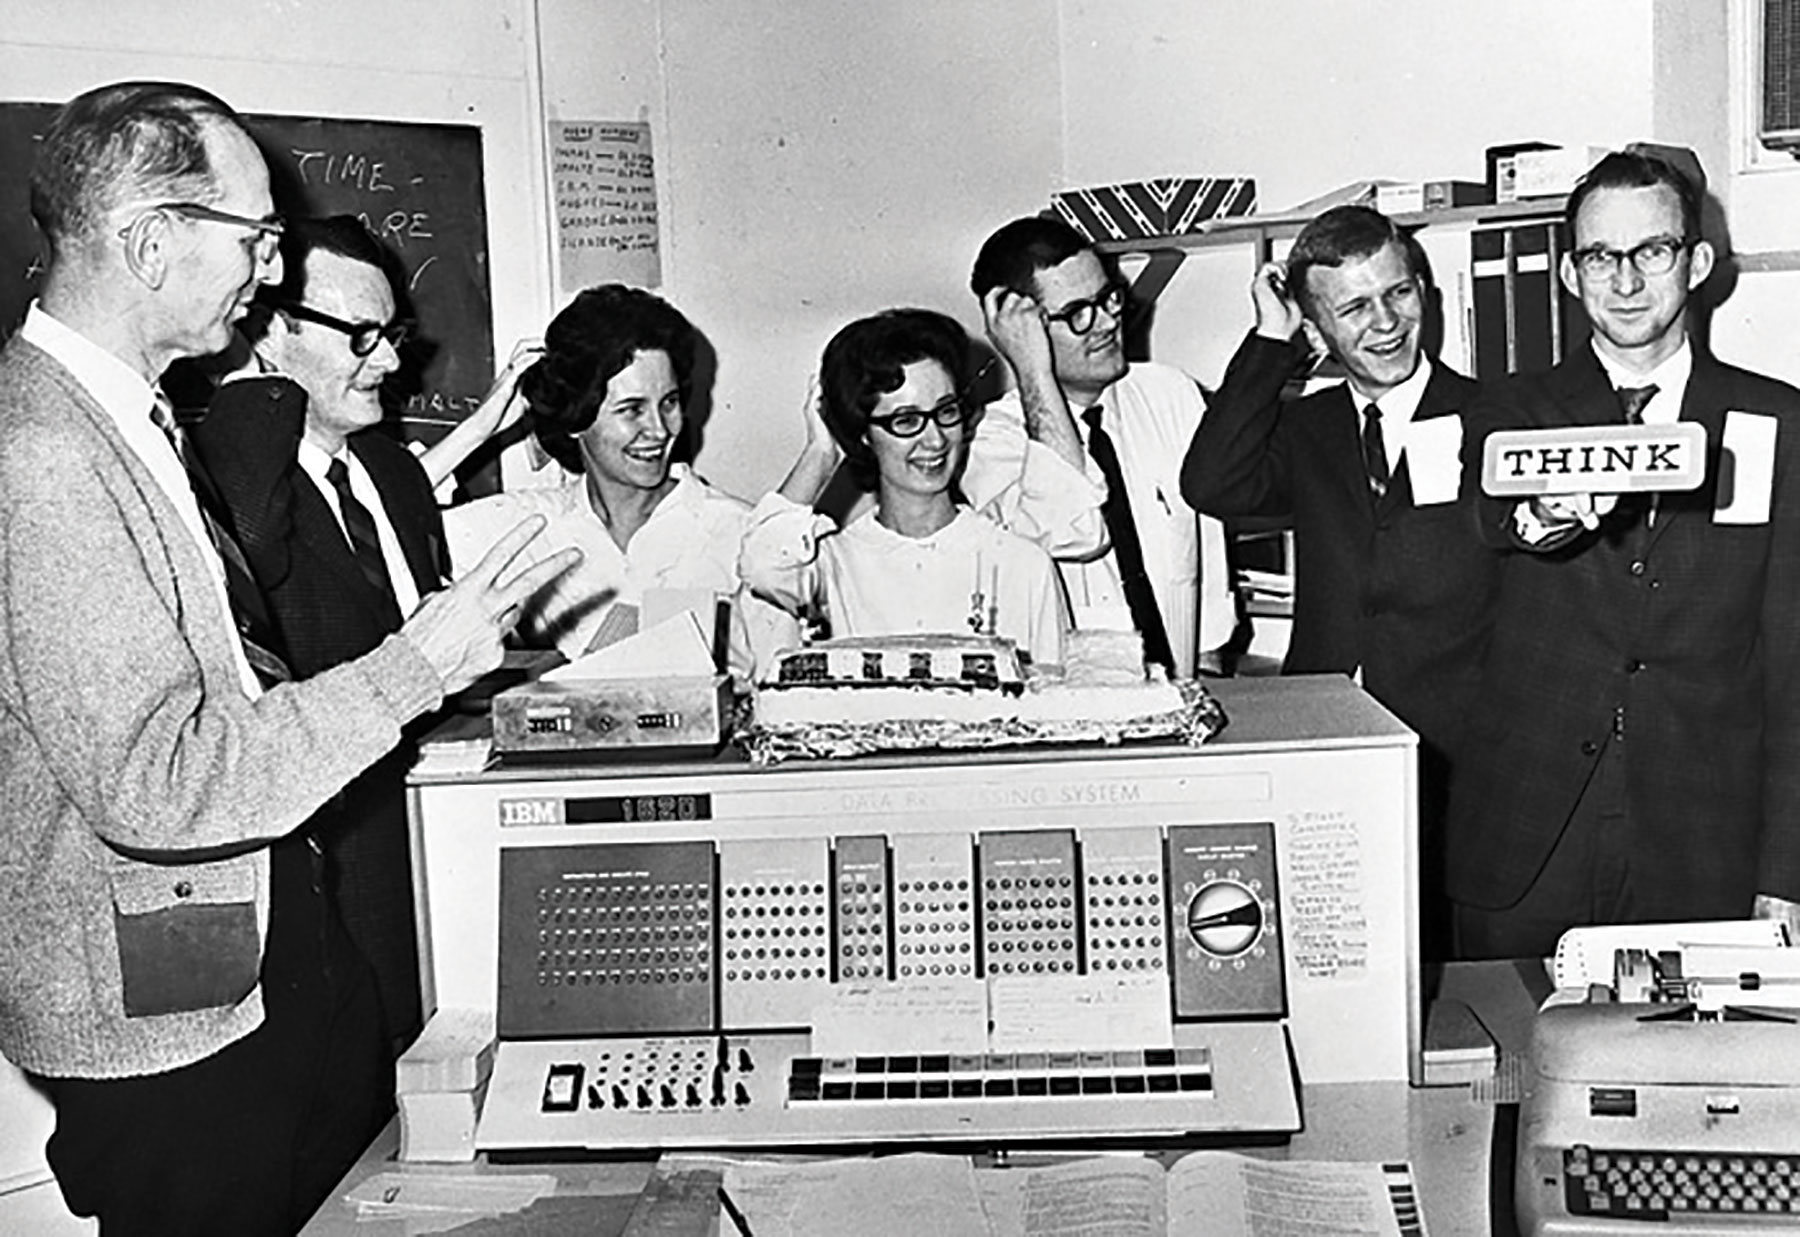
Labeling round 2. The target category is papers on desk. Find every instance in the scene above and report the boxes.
[725,1154,991,1237]
[345,1171,554,1229]
[981,1153,1424,1237]
[542,607,718,682]
[659,1151,1425,1237]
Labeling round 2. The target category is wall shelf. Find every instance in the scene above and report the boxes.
[1099,197,1569,309]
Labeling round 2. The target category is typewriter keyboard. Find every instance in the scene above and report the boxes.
[1563,1145,1800,1221]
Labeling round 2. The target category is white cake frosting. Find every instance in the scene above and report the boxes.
[755,632,1182,729]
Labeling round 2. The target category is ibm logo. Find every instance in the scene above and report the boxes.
[499,798,562,827]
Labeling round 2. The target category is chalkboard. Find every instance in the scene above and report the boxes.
[0,103,495,455]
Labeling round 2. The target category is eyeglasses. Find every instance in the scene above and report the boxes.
[1042,282,1127,335]
[1571,236,1693,280]
[867,397,971,438]
[279,302,410,357]
[125,201,285,264]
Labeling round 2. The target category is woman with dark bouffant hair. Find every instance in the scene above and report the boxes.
[444,284,795,677]
[738,308,1067,667]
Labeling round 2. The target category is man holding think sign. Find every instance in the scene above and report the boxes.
[1446,149,1800,959]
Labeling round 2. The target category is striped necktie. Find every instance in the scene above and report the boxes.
[153,393,293,687]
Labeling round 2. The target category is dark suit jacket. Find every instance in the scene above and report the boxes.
[1445,345,1800,918]
[1182,332,1500,827]
[188,376,447,1047]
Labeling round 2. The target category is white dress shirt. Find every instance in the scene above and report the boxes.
[961,361,1235,677]
[1347,353,1432,477]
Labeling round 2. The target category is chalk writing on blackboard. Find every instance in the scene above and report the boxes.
[0,104,495,458]
[551,120,661,290]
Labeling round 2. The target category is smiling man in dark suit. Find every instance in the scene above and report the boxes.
[188,215,448,1054]
[1182,205,1500,959]
[1446,150,1800,959]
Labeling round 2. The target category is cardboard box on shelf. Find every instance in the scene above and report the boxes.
[1052,177,1255,242]
[1374,179,1490,216]
[1486,141,1560,203]
[1512,146,1609,200]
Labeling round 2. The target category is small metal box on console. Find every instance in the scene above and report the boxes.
[490,675,731,760]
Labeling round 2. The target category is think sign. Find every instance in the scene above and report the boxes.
[1482,422,1708,497]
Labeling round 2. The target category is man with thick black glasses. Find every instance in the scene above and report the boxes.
[961,214,1236,680]
[1446,150,1800,959]
[187,214,448,1061]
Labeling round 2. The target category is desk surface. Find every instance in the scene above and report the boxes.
[301,960,1542,1236]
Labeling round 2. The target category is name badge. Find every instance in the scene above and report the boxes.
[1404,414,1463,505]
[1715,411,1776,525]
[1482,422,1707,497]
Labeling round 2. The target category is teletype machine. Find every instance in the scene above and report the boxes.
[1518,932,1800,1235]
[406,677,1423,1156]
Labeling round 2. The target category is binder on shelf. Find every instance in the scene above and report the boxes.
[1470,221,1589,380]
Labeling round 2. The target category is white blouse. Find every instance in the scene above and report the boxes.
[738,493,1069,668]
[444,465,796,679]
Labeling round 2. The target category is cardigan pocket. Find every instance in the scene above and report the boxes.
[110,861,260,1018]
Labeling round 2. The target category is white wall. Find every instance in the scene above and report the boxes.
[1059,0,1655,212]
[1058,0,1661,389]
[537,0,1064,499]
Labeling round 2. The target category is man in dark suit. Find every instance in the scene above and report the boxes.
[1446,150,1800,959]
[1182,205,1499,959]
[189,216,448,1053]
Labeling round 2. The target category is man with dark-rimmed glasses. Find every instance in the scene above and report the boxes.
[186,214,448,1067]
[1448,149,1800,959]
[960,214,1237,681]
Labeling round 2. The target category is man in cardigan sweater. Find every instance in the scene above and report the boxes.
[0,82,574,1235]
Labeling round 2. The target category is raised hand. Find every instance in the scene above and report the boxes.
[981,285,1056,384]
[400,514,579,692]
[1250,261,1306,342]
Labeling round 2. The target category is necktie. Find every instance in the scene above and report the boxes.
[1617,384,1659,424]
[1361,403,1391,501]
[151,394,293,687]
[149,390,182,451]
[1616,384,1662,528]
[1081,405,1174,673]
[327,456,403,626]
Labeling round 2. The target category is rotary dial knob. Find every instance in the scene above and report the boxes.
[1184,880,1264,958]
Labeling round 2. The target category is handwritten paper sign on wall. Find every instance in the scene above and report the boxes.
[552,120,661,291]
